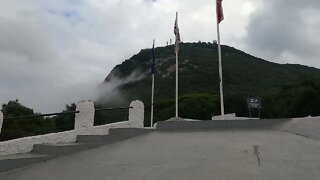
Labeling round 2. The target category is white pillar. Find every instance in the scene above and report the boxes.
[129,100,144,128]
[0,111,3,134]
[75,101,95,131]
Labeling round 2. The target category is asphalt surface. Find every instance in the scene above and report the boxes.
[1,129,320,180]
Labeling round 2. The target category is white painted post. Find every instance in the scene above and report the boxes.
[75,101,95,132]
[129,100,144,128]
[0,111,3,134]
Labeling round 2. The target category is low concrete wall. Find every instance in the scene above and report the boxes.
[158,117,320,139]
[158,119,291,131]
[278,116,320,140]
[212,113,236,120]
[0,100,144,156]
[212,113,257,120]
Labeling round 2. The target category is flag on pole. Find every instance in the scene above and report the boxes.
[216,0,225,117]
[151,40,156,74]
[217,0,224,23]
[174,12,180,53]
[174,12,180,118]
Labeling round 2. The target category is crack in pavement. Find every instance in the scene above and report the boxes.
[253,145,261,166]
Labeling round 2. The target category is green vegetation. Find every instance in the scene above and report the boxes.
[261,78,320,118]
[151,93,219,123]
[52,103,76,131]
[0,100,75,141]
[0,100,56,141]
[94,104,129,126]
[100,42,320,125]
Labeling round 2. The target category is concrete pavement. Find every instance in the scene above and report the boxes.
[1,128,320,180]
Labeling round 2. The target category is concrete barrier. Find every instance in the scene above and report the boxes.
[157,119,290,131]
[212,113,257,120]
[129,100,144,128]
[0,100,145,156]
[75,101,95,135]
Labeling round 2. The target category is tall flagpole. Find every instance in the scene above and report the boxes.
[151,39,155,127]
[216,0,225,118]
[217,23,225,117]
[175,43,179,118]
[175,12,179,118]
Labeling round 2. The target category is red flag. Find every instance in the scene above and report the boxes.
[217,0,224,23]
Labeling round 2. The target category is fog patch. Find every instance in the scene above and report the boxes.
[95,70,147,105]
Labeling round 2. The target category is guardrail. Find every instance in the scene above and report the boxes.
[0,100,145,155]
[95,107,132,112]
[2,111,80,121]
[1,107,134,140]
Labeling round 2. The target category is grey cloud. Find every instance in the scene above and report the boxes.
[0,17,57,62]
[245,0,320,65]
[0,1,111,112]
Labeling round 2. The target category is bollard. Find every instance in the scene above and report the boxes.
[129,100,144,128]
[75,101,95,131]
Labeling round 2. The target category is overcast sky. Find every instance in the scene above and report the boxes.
[0,0,319,113]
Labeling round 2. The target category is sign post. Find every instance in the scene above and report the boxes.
[247,97,262,119]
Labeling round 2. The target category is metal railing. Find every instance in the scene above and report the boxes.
[2,106,133,120]
[94,106,132,126]
[1,106,134,141]
[1,110,79,141]
[95,106,132,112]
[3,111,80,121]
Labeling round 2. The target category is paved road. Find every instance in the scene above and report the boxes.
[1,130,320,180]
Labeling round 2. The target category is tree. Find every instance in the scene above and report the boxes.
[53,103,76,131]
[0,100,55,141]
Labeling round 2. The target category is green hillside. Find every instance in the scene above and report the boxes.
[97,42,320,125]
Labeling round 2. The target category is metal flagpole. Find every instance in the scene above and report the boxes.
[175,12,179,118]
[151,72,155,126]
[175,43,179,118]
[216,0,225,118]
[151,39,155,127]
[217,22,225,118]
